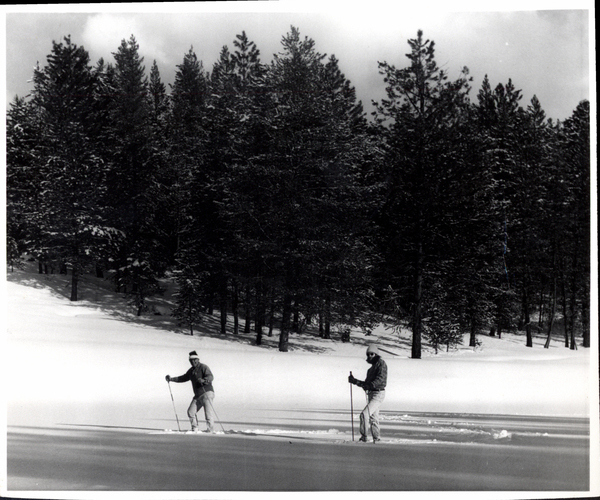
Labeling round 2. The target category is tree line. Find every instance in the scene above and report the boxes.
[6,28,591,355]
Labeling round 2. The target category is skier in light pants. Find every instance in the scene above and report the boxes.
[348,345,387,442]
[166,351,216,433]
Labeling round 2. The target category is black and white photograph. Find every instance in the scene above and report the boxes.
[2,1,597,499]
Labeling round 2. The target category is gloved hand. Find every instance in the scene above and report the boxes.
[165,375,171,382]
[348,375,358,385]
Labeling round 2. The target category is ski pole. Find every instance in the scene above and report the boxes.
[167,380,182,432]
[349,371,355,441]
[365,391,371,436]
[206,395,226,433]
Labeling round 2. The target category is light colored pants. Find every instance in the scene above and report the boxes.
[360,390,385,440]
[187,391,215,432]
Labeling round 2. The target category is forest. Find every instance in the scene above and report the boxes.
[5,27,591,356]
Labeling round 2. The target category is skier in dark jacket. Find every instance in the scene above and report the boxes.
[166,351,215,432]
[349,345,387,442]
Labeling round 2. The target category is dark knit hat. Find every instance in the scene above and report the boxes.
[189,350,199,360]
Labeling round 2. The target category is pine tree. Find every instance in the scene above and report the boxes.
[169,46,213,325]
[473,76,527,342]
[104,35,164,314]
[171,267,206,336]
[256,27,376,350]
[6,96,40,268]
[207,32,274,342]
[148,60,169,126]
[204,44,241,335]
[374,30,472,358]
[475,77,564,348]
[146,60,178,265]
[17,36,119,300]
[554,101,590,349]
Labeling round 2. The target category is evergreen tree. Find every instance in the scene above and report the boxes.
[475,77,564,348]
[6,96,40,267]
[554,101,591,349]
[148,60,169,126]
[473,76,526,341]
[374,30,473,358]
[169,46,212,322]
[171,266,207,336]
[15,37,118,300]
[146,60,178,266]
[259,27,376,350]
[105,35,164,314]
[209,32,274,342]
[204,44,244,335]
[515,95,555,347]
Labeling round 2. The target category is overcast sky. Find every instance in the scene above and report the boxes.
[2,1,594,122]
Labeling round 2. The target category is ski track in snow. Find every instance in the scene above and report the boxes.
[147,412,589,446]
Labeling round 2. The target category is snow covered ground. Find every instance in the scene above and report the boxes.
[2,266,599,499]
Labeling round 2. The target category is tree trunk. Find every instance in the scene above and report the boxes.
[523,276,533,348]
[560,259,569,348]
[95,262,104,279]
[569,249,579,351]
[292,299,300,333]
[188,297,194,336]
[268,292,275,337]
[279,293,292,352]
[544,244,557,349]
[411,242,424,359]
[323,295,331,340]
[232,281,239,335]
[255,283,264,345]
[538,279,545,329]
[318,302,324,338]
[256,319,263,346]
[468,299,477,347]
[70,264,79,302]
[255,279,266,339]
[581,299,590,348]
[469,315,477,348]
[244,284,252,334]
[219,278,227,335]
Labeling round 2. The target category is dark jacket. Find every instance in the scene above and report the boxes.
[363,356,387,392]
[172,363,214,397]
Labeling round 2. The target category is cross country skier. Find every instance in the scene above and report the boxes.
[166,351,216,433]
[348,345,387,442]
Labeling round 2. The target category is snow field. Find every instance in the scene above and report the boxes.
[4,273,592,434]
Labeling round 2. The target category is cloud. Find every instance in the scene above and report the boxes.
[83,14,159,65]
[4,7,591,120]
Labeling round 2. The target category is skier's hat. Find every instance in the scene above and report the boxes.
[189,350,200,360]
[366,345,380,356]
